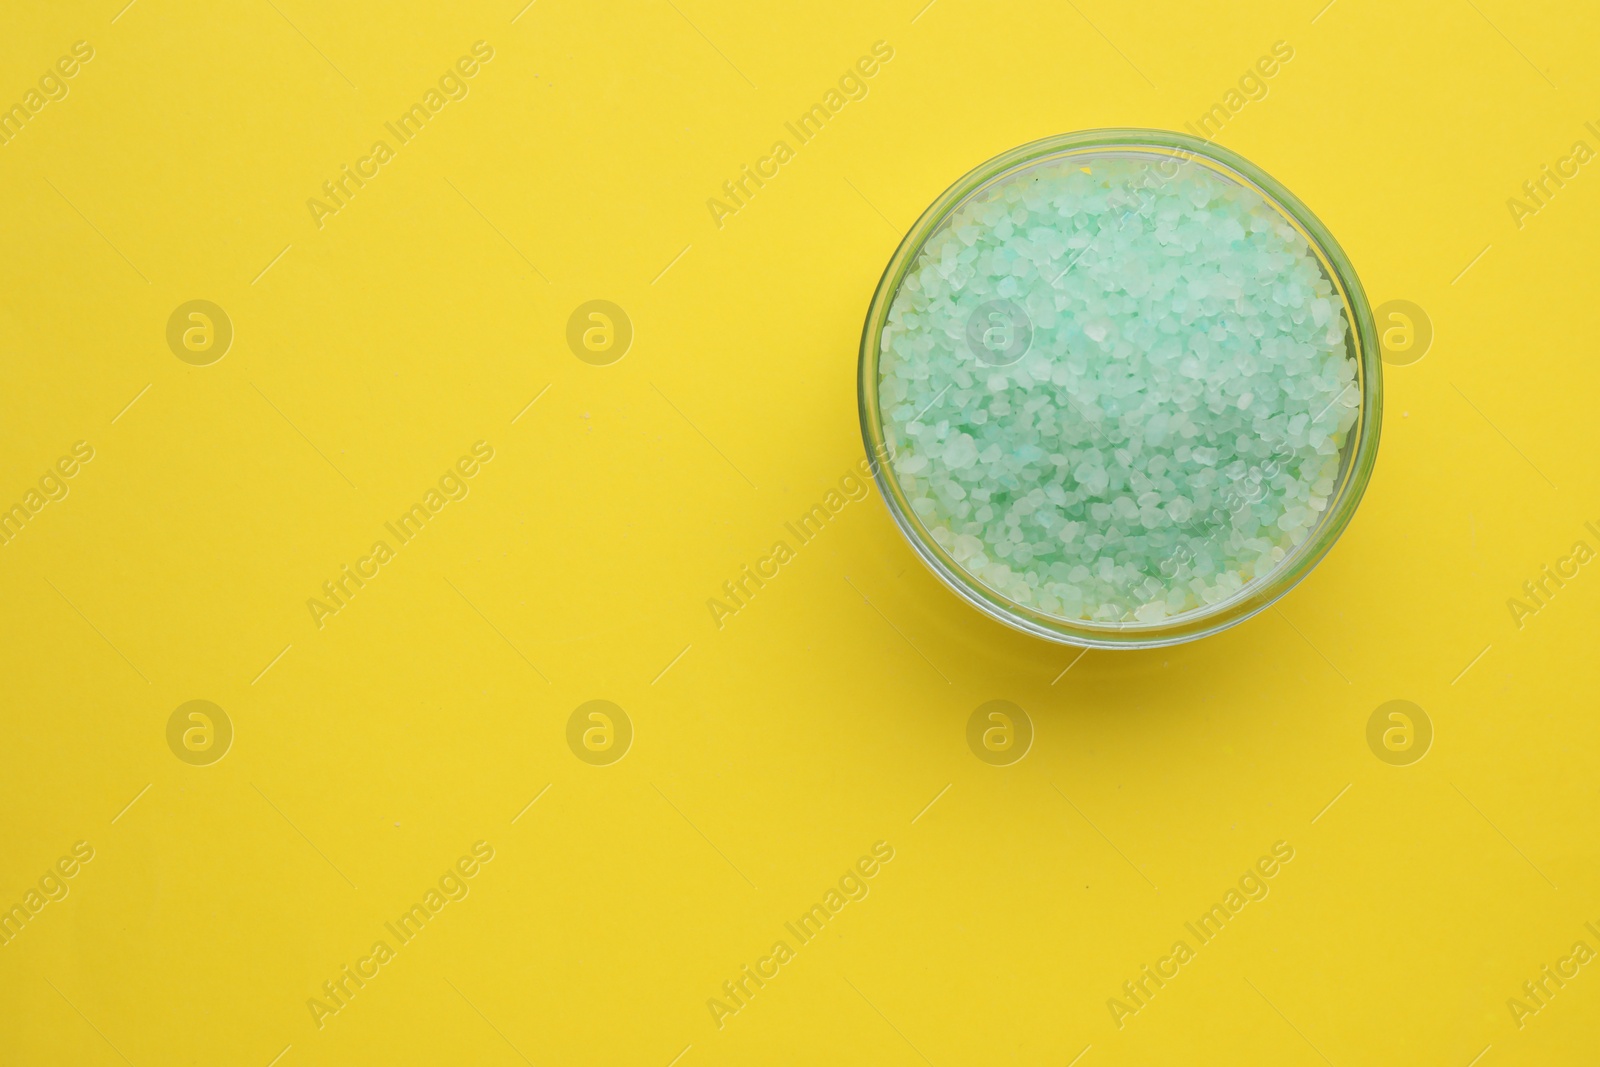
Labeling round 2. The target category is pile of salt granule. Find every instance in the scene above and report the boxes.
[877,154,1359,623]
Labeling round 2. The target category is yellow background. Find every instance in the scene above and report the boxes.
[2,0,1597,1064]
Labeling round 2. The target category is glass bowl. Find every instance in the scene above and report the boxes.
[857,129,1381,649]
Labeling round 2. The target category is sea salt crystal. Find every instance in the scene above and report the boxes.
[878,155,1359,623]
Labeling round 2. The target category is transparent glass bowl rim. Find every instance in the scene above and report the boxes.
[856,128,1383,649]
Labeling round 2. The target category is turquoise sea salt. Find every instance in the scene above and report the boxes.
[877,154,1360,624]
